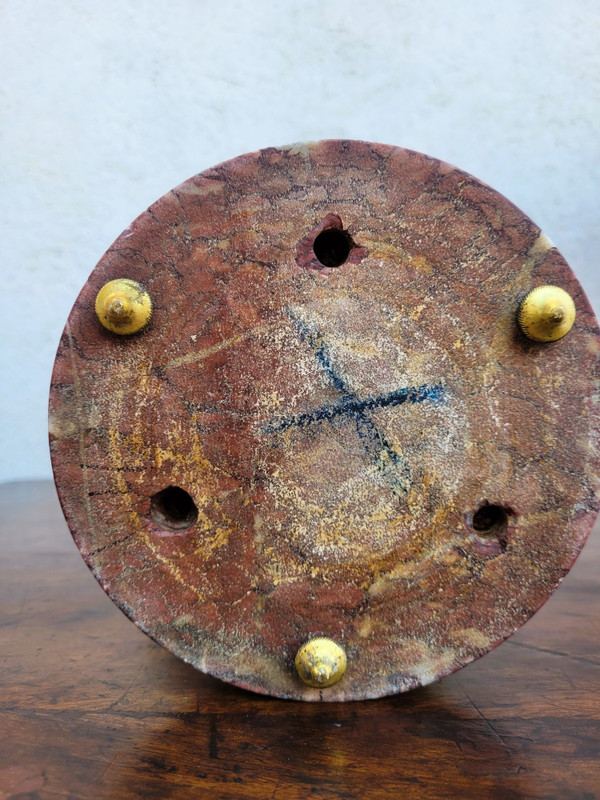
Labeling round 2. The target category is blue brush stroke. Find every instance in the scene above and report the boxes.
[264,309,446,494]
[263,383,445,435]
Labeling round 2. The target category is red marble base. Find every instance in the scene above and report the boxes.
[49,141,600,700]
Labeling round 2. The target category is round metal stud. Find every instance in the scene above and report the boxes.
[95,278,152,335]
[518,285,576,342]
[295,638,347,688]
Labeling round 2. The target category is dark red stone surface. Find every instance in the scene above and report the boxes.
[49,140,600,700]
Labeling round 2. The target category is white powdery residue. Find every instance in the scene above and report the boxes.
[280,142,317,159]
[535,231,555,252]
[486,396,506,434]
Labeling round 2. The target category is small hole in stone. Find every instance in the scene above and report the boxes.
[313,228,352,268]
[151,486,198,531]
[472,504,509,539]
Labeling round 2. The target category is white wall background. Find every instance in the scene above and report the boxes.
[1,0,599,483]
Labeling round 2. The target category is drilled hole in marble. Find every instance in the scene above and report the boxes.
[472,504,509,540]
[313,228,352,268]
[151,486,198,531]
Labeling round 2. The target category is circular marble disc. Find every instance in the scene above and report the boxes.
[49,140,600,701]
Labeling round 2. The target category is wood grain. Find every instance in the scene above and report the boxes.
[0,481,598,799]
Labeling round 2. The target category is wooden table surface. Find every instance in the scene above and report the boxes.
[1,481,598,800]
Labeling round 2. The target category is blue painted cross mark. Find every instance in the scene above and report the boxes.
[263,310,446,494]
